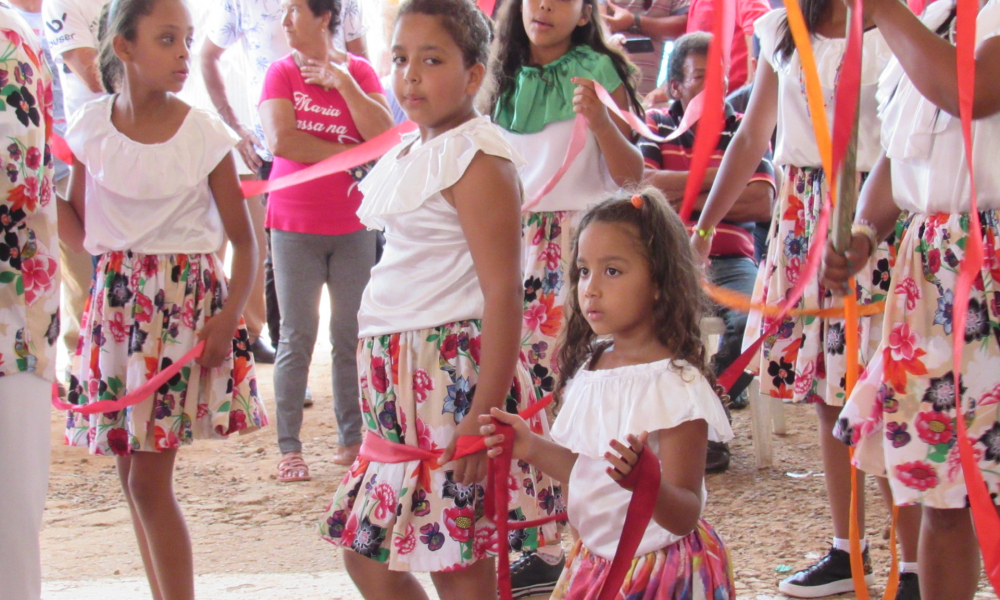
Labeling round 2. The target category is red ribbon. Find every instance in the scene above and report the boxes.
[51,132,74,165]
[240,121,418,198]
[51,341,206,415]
[358,394,662,600]
[953,0,1000,591]
[678,0,735,223]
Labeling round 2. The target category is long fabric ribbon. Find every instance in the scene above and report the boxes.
[357,394,661,600]
[678,0,735,223]
[239,121,418,198]
[952,0,1000,591]
[51,341,206,414]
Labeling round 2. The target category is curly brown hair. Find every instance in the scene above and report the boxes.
[554,187,714,404]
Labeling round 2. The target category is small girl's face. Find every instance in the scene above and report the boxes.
[391,13,484,131]
[575,221,657,338]
[116,0,193,93]
[521,0,590,54]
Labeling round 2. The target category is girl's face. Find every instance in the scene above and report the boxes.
[116,0,193,93]
[576,221,658,338]
[391,13,484,133]
[521,0,590,57]
[281,0,330,51]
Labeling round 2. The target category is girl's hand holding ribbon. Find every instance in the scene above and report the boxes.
[479,408,533,461]
[605,431,650,485]
[572,77,615,133]
[820,233,872,297]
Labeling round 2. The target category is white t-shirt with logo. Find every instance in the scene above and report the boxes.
[207,0,367,161]
[42,0,106,120]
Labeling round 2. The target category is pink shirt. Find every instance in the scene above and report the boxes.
[260,54,383,235]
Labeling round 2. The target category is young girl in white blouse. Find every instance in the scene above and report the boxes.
[481,190,735,600]
[690,1,922,596]
[318,1,558,598]
[62,0,267,596]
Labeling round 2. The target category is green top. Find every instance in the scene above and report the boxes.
[493,45,626,135]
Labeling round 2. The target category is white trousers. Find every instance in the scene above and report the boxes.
[0,373,52,600]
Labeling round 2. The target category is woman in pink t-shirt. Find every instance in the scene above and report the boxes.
[259,0,394,483]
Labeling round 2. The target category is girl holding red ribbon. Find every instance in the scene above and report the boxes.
[318,1,560,597]
[59,0,269,596]
[486,0,645,590]
[689,0,926,597]
[823,0,1000,598]
[481,190,736,600]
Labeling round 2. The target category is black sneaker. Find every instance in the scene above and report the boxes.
[510,551,565,599]
[778,547,874,598]
[706,441,731,473]
[895,572,921,600]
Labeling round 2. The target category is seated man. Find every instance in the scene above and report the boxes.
[639,31,776,472]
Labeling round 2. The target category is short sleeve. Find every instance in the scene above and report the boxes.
[349,56,383,96]
[751,151,777,189]
[739,0,772,36]
[195,110,241,176]
[754,8,786,67]
[206,0,242,50]
[259,60,294,105]
[589,51,626,96]
[43,0,97,55]
[981,0,1000,40]
[340,0,367,42]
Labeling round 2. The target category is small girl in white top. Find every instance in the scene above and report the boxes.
[481,189,735,600]
[823,0,1000,598]
[62,0,267,596]
[690,1,922,596]
[319,1,558,597]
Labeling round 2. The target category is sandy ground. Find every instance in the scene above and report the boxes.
[40,306,995,599]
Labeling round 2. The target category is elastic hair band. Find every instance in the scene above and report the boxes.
[631,194,644,209]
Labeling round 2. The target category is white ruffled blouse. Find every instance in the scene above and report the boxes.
[356,116,526,337]
[550,357,734,561]
[878,0,1000,213]
[755,9,893,171]
[65,96,239,255]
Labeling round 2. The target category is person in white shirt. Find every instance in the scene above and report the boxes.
[42,0,106,117]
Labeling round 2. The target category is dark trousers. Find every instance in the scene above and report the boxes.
[259,161,282,349]
[708,256,758,399]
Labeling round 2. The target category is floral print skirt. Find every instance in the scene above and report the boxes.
[64,251,267,455]
[836,212,1000,508]
[521,210,582,398]
[743,166,896,406]
[321,320,562,572]
[552,520,734,600]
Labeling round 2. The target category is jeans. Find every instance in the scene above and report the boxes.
[708,255,760,399]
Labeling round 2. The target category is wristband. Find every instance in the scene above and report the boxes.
[695,226,715,240]
[851,219,879,259]
[630,13,642,33]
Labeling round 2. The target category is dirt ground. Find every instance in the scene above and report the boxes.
[40,336,995,599]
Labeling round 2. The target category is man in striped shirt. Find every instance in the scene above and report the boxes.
[639,32,776,470]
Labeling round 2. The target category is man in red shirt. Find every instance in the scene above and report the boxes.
[686,0,771,90]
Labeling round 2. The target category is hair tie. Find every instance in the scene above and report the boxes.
[630,194,644,209]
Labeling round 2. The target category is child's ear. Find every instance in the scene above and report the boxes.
[578,3,593,27]
[466,62,487,96]
[112,34,131,63]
